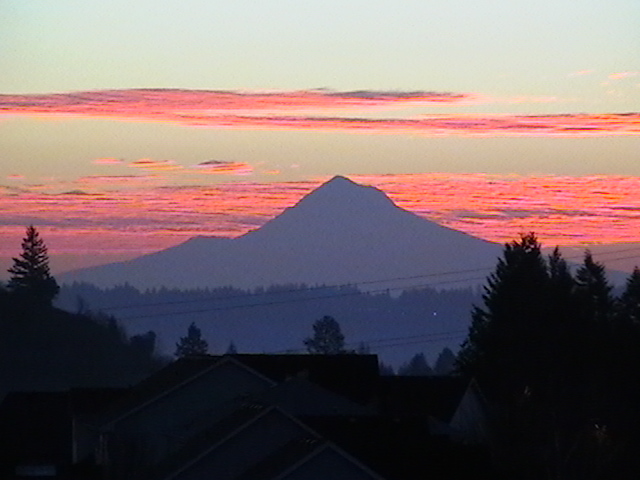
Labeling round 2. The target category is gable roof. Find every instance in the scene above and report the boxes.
[95,355,275,427]
[223,354,380,404]
[157,404,386,480]
[375,375,469,422]
[159,405,322,480]
[251,376,375,417]
[273,442,387,480]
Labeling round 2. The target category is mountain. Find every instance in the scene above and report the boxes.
[59,176,503,290]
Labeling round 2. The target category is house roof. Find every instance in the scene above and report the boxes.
[251,376,375,417]
[94,355,275,427]
[301,415,494,480]
[223,354,380,404]
[223,435,324,480]
[237,439,387,480]
[95,353,380,427]
[157,404,387,480]
[157,405,325,480]
[375,375,469,422]
[152,402,270,479]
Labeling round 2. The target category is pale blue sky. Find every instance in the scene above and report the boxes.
[2,0,638,97]
[1,0,639,183]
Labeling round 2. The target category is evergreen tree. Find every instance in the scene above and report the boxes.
[456,233,550,399]
[434,347,456,375]
[303,315,347,354]
[7,226,59,306]
[575,251,613,324]
[378,361,395,376]
[175,322,208,357]
[397,352,433,376]
[619,267,640,325]
[226,341,238,354]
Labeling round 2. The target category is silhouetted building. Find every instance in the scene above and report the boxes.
[0,354,494,479]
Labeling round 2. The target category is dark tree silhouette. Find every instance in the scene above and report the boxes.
[434,347,456,375]
[303,315,347,354]
[454,235,640,478]
[575,251,613,324]
[619,267,640,325]
[378,361,395,376]
[130,331,157,358]
[397,352,433,376]
[456,232,550,399]
[175,322,208,357]
[226,341,238,354]
[7,226,59,306]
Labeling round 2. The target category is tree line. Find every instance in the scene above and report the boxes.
[456,233,640,479]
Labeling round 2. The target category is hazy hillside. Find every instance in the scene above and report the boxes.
[56,282,481,367]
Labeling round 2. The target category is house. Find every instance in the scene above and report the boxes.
[0,354,494,479]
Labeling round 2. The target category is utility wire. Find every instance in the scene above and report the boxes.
[116,276,488,320]
[75,245,640,319]
[269,330,469,354]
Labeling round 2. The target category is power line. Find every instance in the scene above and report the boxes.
[70,245,640,320]
[268,330,469,354]
[99,265,494,313]
[116,276,488,320]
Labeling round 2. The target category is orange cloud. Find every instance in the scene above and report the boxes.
[76,175,158,190]
[93,157,124,165]
[0,88,469,116]
[178,112,639,136]
[129,158,183,172]
[193,160,253,175]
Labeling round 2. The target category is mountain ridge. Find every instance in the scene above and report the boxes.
[59,176,503,289]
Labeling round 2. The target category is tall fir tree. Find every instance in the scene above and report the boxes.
[619,267,640,325]
[575,251,613,324]
[434,347,456,375]
[7,225,59,306]
[175,322,209,357]
[397,352,433,376]
[456,233,550,399]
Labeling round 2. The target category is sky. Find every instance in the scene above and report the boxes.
[1,0,639,276]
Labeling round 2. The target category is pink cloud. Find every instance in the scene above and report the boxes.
[0,88,470,117]
[129,158,183,172]
[76,175,158,189]
[177,112,640,136]
[93,157,124,165]
[0,89,637,137]
[6,174,24,180]
[6,174,640,262]
[192,160,253,176]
